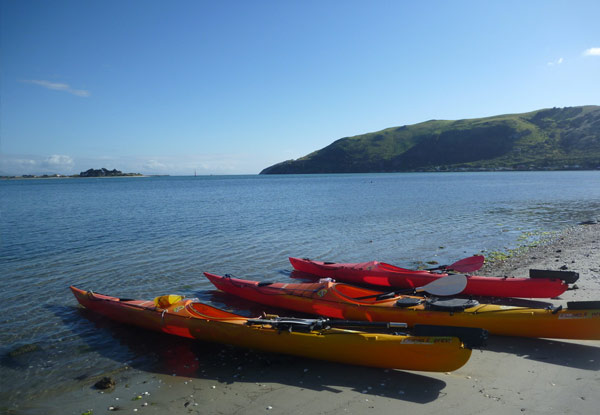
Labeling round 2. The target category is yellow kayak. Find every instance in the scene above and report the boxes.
[70,286,481,372]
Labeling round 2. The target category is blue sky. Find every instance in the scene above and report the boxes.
[1,0,599,175]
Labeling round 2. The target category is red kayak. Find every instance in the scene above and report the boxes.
[289,257,579,298]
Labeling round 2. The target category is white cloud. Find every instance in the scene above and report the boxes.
[43,154,74,169]
[0,154,79,175]
[16,158,37,166]
[1,153,266,176]
[0,156,37,174]
[21,79,91,97]
[132,154,267,175]
[143,159,169,171]
[547,57,564,66]
[583,47,600,56]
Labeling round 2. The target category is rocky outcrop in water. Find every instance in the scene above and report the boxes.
[79,168,141,177]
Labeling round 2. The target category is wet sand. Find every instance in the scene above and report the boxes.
[15,224,600,415]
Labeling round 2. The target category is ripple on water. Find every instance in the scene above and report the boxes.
[2,171,600,407]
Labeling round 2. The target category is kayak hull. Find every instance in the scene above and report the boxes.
[204,273,600,340]
[290,257,569,298]
[70,286,472,372]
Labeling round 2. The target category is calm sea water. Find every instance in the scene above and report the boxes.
[2,171,600,407]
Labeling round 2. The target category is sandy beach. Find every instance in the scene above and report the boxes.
[15,223,600,415]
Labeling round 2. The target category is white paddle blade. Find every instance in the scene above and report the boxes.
[419,274,468,296]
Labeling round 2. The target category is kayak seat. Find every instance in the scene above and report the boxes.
[426,298,479,311]
[395,297,424,308]
[257,281,274,287]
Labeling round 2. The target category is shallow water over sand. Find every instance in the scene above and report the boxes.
[2,171,600,409]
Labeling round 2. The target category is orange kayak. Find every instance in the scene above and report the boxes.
[70,286,477,372]
[204,273,600,340]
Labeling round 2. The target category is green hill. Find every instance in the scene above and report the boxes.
[260,106,600,174]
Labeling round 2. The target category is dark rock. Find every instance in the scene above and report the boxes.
[559,265,568,270]
[8,343,39,357]
[579,220,598,225]
[94,376,116,389]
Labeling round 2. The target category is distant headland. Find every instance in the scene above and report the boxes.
[260,105,600,174]
[1,168,144,179]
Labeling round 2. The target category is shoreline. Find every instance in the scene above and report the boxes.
[13,224,600,415]
[1,175,158,180]
[4,170,600,180]
[480,222,600,302]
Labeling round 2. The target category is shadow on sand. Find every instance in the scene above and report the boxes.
[203,289,600,372]
[485,335,600,370]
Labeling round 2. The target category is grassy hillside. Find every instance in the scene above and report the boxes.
[260,106,600,174]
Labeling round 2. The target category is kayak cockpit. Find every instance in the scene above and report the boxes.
[187,301,249,324]
[329,283,399,304]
